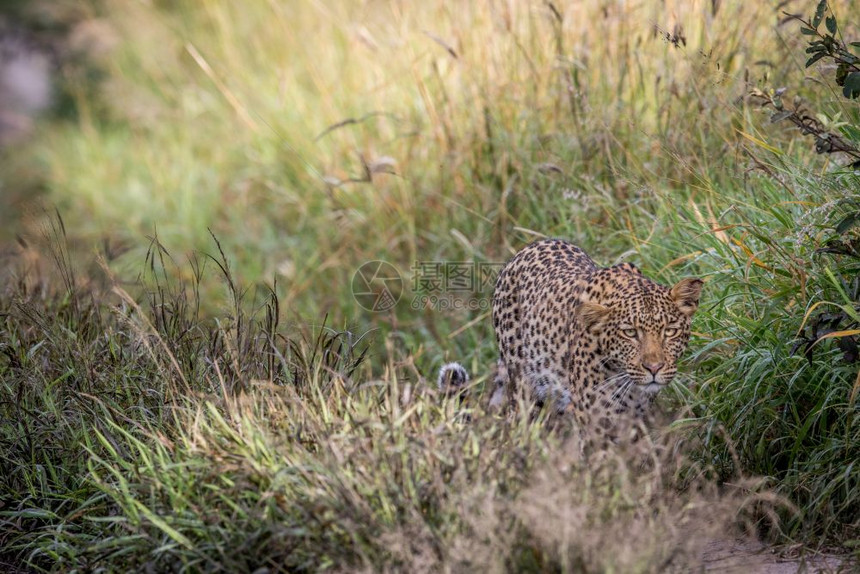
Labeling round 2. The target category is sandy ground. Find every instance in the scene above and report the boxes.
[702,538,852,573]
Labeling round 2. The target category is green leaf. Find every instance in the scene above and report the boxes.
[0,508,60,520]
[131,500,194,550]
[838,124,860,144]
[836,63,848,85]
[771,111,792,123]
[842,72,860,98]
[825,16,837,35]
[806,52,828,68]
[812,0,827,29]
[835,212,860,234]
[801,27,817,36]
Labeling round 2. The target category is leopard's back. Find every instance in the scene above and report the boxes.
[491,239,596,409]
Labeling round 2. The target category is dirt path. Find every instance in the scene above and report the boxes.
[702,539,850,573]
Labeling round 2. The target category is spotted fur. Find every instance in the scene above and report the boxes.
[442,239,703,447]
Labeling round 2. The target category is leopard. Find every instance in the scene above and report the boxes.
[438,238,703,448]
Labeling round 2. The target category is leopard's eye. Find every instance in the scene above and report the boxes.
[664,327,681,338]
[622,328,638,338]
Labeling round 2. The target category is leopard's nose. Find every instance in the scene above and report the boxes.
[643,362,665,375]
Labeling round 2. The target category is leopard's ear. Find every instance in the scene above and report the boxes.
[671,278,704,317]
[575,301,610,332]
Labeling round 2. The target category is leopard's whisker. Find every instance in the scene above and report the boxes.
[609,379,633,411]
[609,376,631,400]
[594,372,628,393]
[671,372,700,387]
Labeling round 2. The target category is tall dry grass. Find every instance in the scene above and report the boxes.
[2,0,859,569]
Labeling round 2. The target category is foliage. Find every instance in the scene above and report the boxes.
[794,0,860,98]
[686,0,860,543]
[0,235,763,572]
[754,0,860,164]
[2,0,860,569]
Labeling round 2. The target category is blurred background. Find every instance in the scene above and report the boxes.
[0,0,813,301]
[0,0,856,354]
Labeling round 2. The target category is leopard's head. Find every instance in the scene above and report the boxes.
[574,270,703,392]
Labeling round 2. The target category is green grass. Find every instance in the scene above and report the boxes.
[0,240,771,571]
[2,0,859,570]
